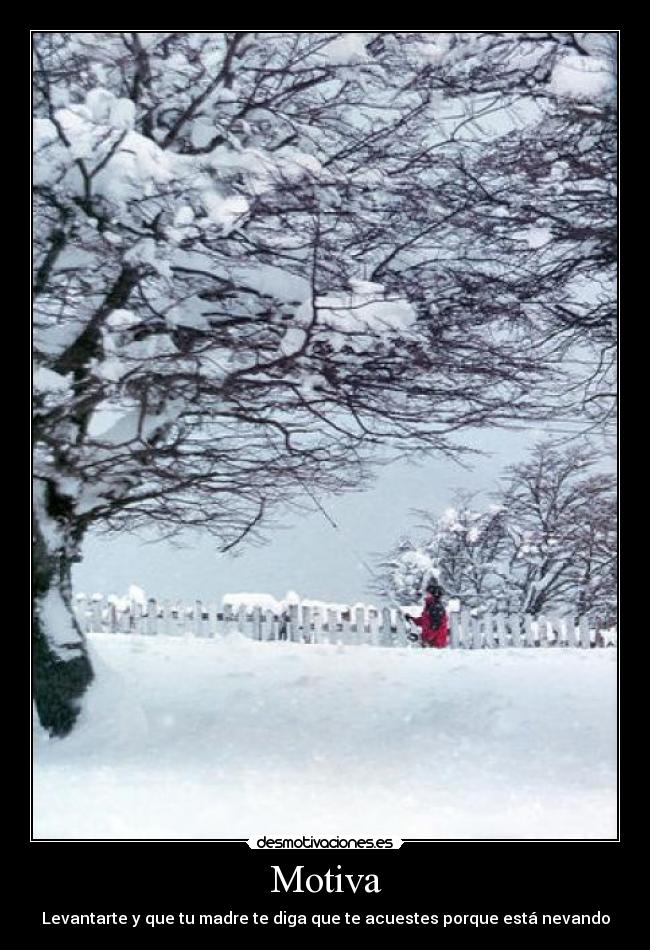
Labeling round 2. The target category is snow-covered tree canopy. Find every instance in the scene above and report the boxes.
[374,443,616,624]
[33,32,616,547]
[32,31,617,736]
[373,492,507,610]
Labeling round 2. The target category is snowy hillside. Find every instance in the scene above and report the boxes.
[33,633,616,840]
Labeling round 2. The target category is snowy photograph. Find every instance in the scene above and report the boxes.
[32,32,617,840]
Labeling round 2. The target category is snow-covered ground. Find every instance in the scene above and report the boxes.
[33,633,617,840]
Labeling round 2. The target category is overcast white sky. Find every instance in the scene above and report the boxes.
[73,422,613,607]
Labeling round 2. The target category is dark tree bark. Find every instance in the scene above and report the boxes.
[33,483,93,737]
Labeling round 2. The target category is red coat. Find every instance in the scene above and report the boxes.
[411,594,449,648]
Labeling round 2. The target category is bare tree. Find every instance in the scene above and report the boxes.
[496,442,616,618]
[373,443,616,622]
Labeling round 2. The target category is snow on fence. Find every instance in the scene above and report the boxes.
[73,595,616,649]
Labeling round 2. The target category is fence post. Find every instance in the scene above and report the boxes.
[301,605,312,643]
[483,612,495,648]
[523,614,535,647]
[341,609,352,645]
[258,608,268,641]
[450,611,460,649]
[460,608,471,649]
[237,604,247,636]
[131,600,142,635]
[206,602,217,638]
[157,599,166,636]
[495,612,507,648]
[268,611,278,641]
[179,602,188,635]
[542,615,551,646]
[221,603,232,636]
[565,615,577,647]
[508,613,520,648]
[394,609,407,646]
[289,603,299,642]
[579,615,590,649]
[380,607,392,647]
[275,609,284,643]
[547,616,560,647]
[471,614,482,650]
[172,600,183,637]
[310,608,321,644]
[191,600,200,637]
[250,605,261,641]
[355,606,366,645]
[559,616,569,648]
[325,608,337,645]
[366,607,375,645]
[145,598,157,635]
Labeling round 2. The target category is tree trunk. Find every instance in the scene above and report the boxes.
[33,483,93,738]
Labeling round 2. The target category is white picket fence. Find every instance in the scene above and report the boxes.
[73,596,616,649]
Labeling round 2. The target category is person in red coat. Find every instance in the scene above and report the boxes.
[406,582,449,648]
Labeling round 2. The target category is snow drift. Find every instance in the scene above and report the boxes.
[33,633,616,840]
